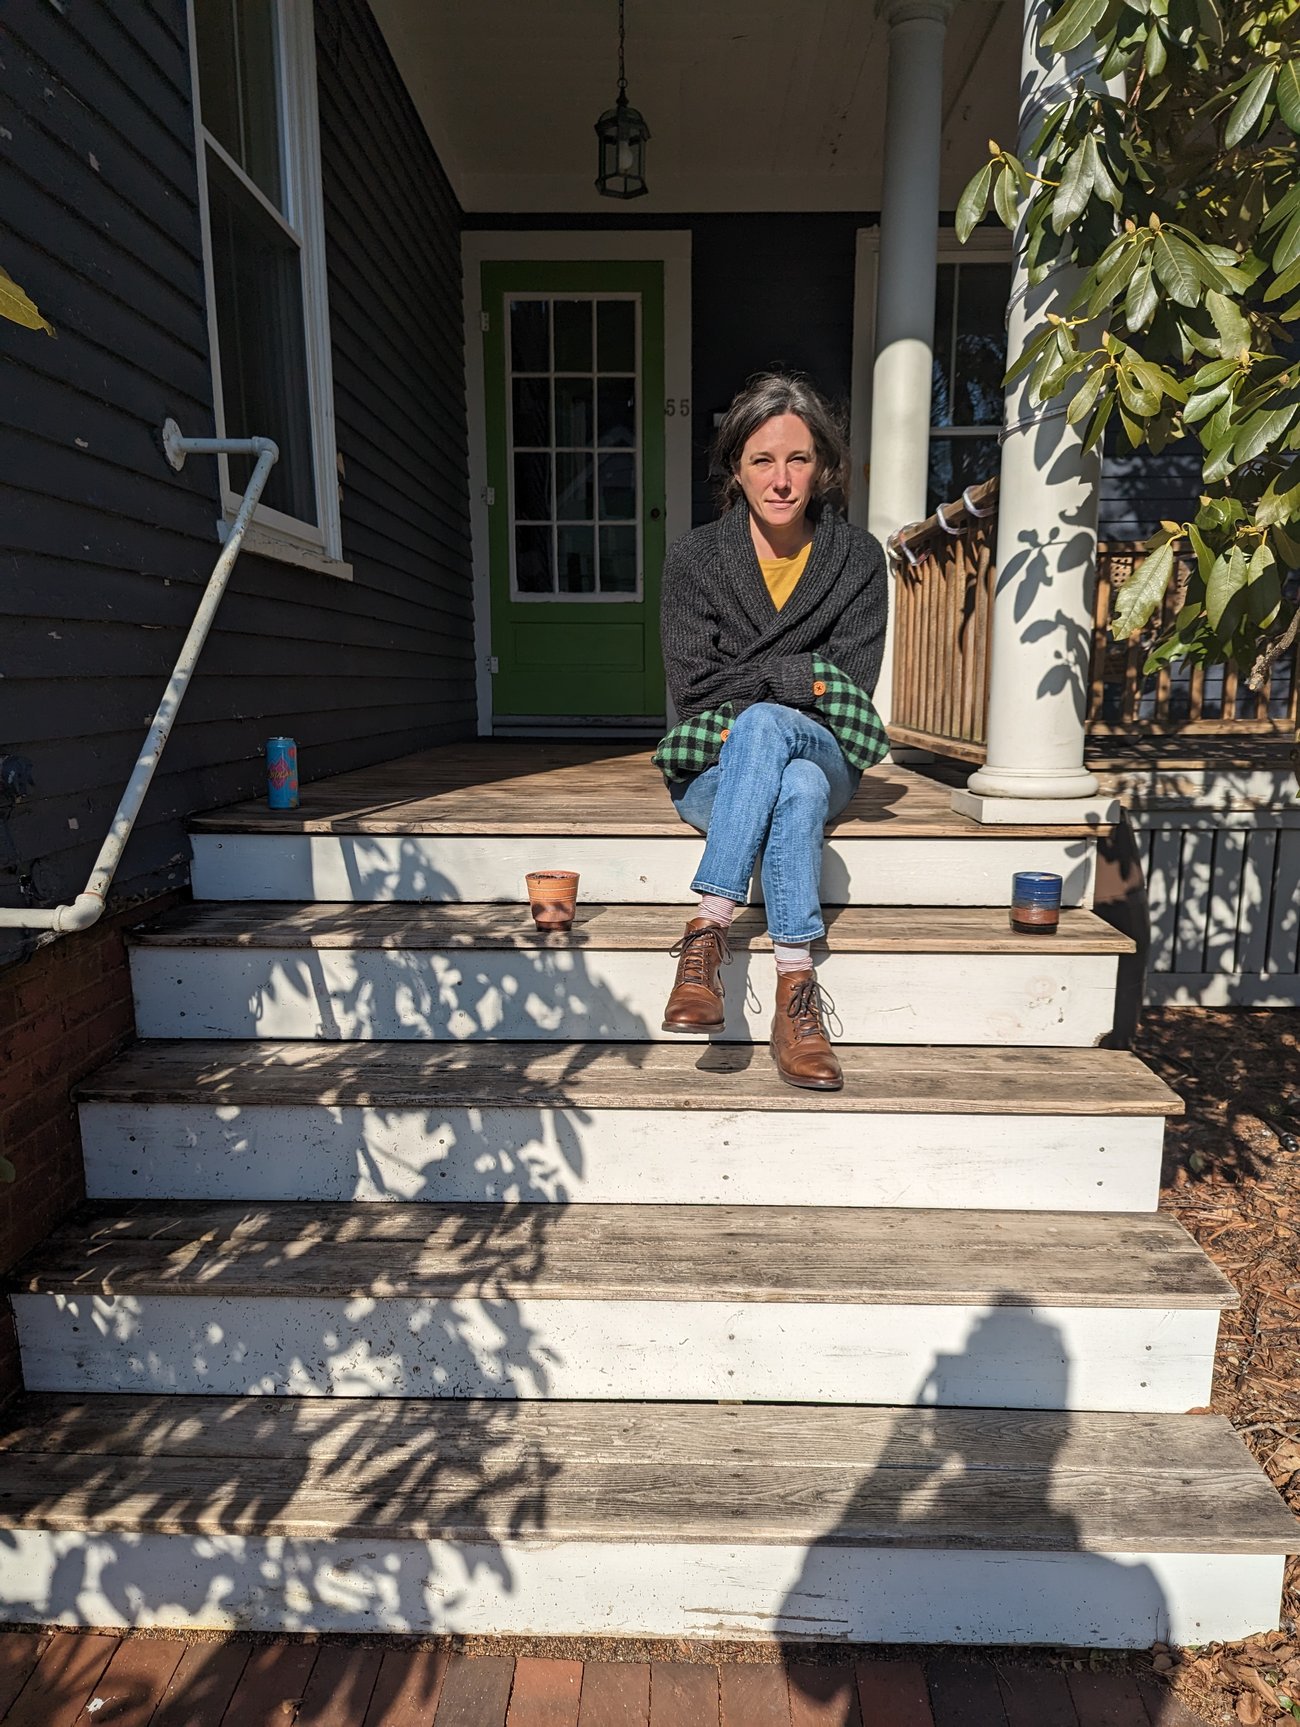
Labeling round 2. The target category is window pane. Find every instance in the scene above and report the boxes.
[511,299,549,372]
[556,453,594,521]
[597,300,636,372]
[599,525,638,592]
[553,299,593,372]
[930,264,957,429]
[512,376,550,446]
[597,377,636,448]
[207,148,316,523]
[953,264,1011,426]
[515,525,554,592]
[554,378,593,446]
[557,525,596,592]
[195,0,283,210]
[926,435,999,517]
[513,452,551,521]
[598,454,636,519]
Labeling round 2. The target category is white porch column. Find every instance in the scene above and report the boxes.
[956,0,1116,819]
[866,0,955,725]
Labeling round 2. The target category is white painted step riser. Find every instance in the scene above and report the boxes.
[79,1102,1165,1211]
[14,1295,1218,1412]
[189,834,1097,909]
[2,1531,1277,1646]
[129,949,1120,1046]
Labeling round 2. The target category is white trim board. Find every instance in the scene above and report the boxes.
[188,832,1097,907]
[461,231,692,736]
[128,946,1121,1046]
[78,1101,1164,1212]
[0,1531,1280,1645]
[13,1294,1219,1411]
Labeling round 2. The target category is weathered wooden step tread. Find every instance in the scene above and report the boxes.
[187,744,1112,839]
[0,1394,1289,1552]
[130,901,1135,954]
[77,1038,1183,1116]
[8,1201,1235,1307]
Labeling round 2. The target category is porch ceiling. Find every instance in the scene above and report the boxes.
[370,0,1020,214]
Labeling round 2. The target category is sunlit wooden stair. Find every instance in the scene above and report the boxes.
[0,743,1293,1642]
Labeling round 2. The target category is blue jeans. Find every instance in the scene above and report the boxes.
[669,702,861,944]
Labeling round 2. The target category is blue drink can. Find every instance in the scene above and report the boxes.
[266,737,299,810]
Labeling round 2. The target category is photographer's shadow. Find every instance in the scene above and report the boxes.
[781,1301,1170,1669]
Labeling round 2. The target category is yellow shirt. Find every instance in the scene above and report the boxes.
[758,541,812,611]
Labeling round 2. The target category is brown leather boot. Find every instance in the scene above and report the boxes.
[662,917,731,1032]
[770,970,843,1091]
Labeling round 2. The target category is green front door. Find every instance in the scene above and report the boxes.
[481,261,666,721]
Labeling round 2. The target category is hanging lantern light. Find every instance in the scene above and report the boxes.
[595,0,650,199]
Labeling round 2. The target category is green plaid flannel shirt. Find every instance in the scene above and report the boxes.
[653,657,888,782]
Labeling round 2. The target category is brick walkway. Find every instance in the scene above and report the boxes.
[0,1629,1208,1726]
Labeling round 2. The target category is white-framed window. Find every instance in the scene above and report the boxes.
[187,0,344,568]
[928,233,1013,515]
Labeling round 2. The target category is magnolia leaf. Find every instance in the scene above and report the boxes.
[1125,254,1159,330]
[1118,399,1145,447]
[1004,321,1058,387]
[1144,22,1168,74]
[1273,209,1300,275]
[1052,142,1095,233]
[1082,391,1115,454]
[993,162,1021,231]
[1118,362,1162,415]
[1187,522,1216,585]
[1086,242,1143,315]
[1278,59,1300,133]
[0,266,55,336]
[1153,232,1202,305]
[1265,255,1300,302]
[1206,542,1248,635]
[1234,404,1297,465]
[1067,365,1108,425]
[1205,289,1250,357]
[1086,134,1123,209]
[1112,541,1176,638]
[1262,180,1300,236]
[1255,462,1300,526]
[1042,0,1110,53]
[1191,356,1241,389]
[1183,381,1232,423]
[1245,541,1281,625]
[956,161,995,243]
[1225,63,1276,147]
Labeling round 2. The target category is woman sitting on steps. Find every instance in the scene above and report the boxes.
[654,372,889,1092]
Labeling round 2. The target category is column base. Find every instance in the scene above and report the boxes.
[952,786,1122,826]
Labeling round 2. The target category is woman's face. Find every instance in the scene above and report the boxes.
[736,413,819,534]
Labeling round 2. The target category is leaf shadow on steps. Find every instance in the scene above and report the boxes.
[781,1302,1170,1673]
[0,836,657,1652]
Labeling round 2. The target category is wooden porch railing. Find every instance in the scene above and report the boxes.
[888,479,1300,761]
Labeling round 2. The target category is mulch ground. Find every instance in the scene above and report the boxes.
[1136,1006,1300,1725]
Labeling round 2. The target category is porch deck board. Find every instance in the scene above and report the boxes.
[129,902,1134,954]
[6,1200,1233,1309]
[187,745,1111,839]
[0,1396,1292,1553]
[76,1038,1183,1117]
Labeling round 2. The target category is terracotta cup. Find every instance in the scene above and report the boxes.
[525,870,580,932]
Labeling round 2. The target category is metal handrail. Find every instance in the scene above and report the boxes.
[0,423,279,934]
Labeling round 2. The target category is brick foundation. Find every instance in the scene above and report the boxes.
[0,891,181,1407]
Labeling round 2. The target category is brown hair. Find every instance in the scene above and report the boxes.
[710,372,850,514]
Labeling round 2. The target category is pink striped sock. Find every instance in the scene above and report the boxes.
[696,893,738,927]
[773,942,813,975]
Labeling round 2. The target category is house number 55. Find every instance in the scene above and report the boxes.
[664,399,690,416]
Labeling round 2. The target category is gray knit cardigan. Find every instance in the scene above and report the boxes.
[660,502,889,720]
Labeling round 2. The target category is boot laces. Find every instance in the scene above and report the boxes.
[669,923,731,986]
[786,976,837,1040]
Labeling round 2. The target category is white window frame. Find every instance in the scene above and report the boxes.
[186,0,347,576]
